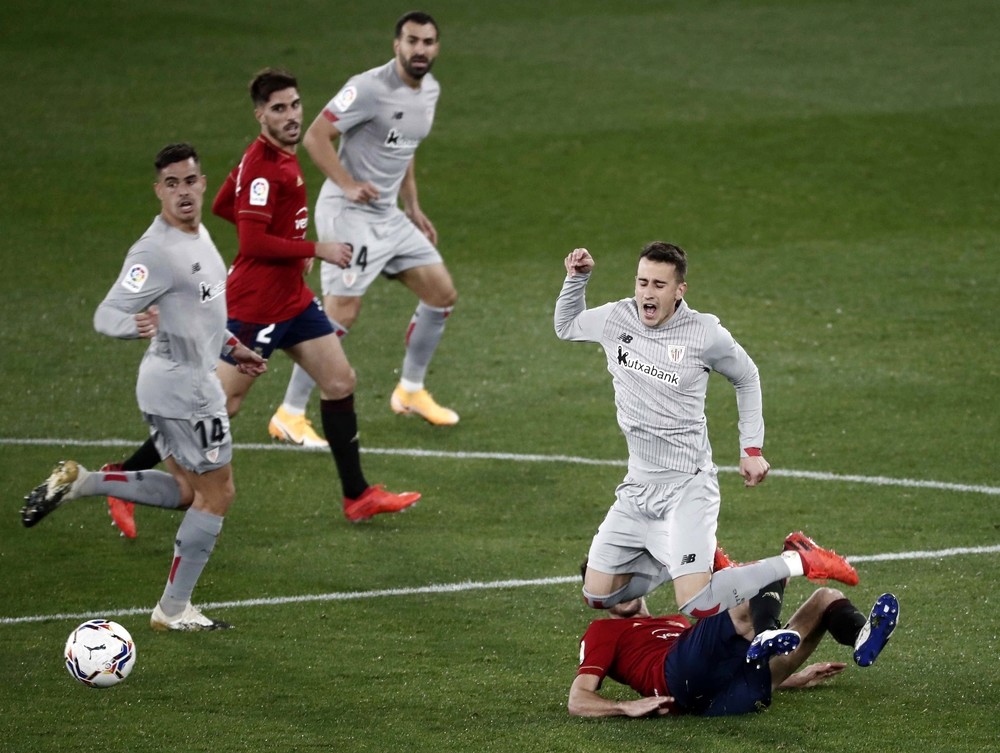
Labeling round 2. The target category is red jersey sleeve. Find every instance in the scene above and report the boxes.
[577,620,621,681]
[230,141,316,260]
[212,173,237,225]
[234,215,316,260]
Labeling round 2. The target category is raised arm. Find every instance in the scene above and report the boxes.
[554,248,614,342]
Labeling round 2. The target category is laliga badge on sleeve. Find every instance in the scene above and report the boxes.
[249,178,270,207]
[333,85,357,112]
[121,264,149,293]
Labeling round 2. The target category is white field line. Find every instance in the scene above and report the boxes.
[3,437,998,626]
[3,437,998,496]
[2,545,999,627]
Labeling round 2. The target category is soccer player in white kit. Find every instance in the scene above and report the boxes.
[267,10,460,441]
[21,144,267,631]
[555,243,858,619]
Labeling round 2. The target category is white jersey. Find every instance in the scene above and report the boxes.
[554,272,764,480]
[94,215,229,419]
[316,59,440,215]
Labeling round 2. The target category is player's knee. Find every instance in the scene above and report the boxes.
[333,366,357,396]
[582,584,629,610]
[433,288,458,309]
[811,586,844,607]
[325,298,360,329]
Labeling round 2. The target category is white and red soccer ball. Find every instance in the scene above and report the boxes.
[64,619,136,688]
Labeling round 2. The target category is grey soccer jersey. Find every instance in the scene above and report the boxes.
[316,59,440,214]
[554,272,764,478]
[94,215,229,419]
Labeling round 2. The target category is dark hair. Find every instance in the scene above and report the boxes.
[395,10,439,38]
[639,241,687,282]
[154,142,199,173]
[249,67,298,106]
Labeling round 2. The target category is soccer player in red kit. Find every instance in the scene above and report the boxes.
[569,576,899,717]
[213,67,420,522]
[101,69,419,528]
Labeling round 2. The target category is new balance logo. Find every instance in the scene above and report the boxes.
[191,262,201,274]
[392,111,404,120]
[619,333,633,343]
[682,553,697,565]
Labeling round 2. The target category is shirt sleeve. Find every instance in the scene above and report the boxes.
[702,320,764,452]
[211,172,237,225]
[554,273,614,342]
[228,158,315,260]
[93,244,172,339]
[576,622,615,681]
[321,73,376,134]
[234,215,316,260]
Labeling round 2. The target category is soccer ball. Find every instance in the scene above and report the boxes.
[64,619,136,688]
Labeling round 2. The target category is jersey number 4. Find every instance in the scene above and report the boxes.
[351,245,369,271]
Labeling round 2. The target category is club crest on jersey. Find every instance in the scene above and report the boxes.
[333,85,357,111]
[249,178,269,207]
[343,270,358,287]
[206,448,220,463]
[667,344,686,363]
[121,264,149,293]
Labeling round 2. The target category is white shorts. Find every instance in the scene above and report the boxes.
[586,468,721,580]
[316,197,442,297]
[143,411,232,475]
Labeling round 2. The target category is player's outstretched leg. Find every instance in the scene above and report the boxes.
[100,463,137,539]
[21,460,88,528]
[783,531,859,586]
[853,592,899,667]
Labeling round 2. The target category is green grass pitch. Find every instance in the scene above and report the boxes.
[1,1,997,751]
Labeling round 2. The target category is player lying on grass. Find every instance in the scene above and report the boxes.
[569,550,899,717]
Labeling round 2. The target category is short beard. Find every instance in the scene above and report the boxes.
[402,55,433,80]
[269,125,300,147]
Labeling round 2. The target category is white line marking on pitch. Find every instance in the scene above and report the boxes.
[3,437,998,496]
[2,544,998,627]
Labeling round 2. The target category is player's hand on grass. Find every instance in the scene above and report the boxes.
[622,695,674,717]
[780,661,847,689]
